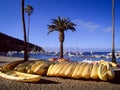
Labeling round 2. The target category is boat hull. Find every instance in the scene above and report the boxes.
[0,70,41,82]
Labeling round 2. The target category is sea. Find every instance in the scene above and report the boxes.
[1,51,120,63]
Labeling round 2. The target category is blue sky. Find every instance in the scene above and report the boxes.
[0,0,120,52]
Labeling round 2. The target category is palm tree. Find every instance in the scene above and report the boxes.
[25,5,34,43]
[25,5,34,55]
[21,0,28,61]
[112,0,116,63]
[47,16,76,58]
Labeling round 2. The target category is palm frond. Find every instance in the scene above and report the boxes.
[24,5,34,15]
[47,30,56,35]
[47,16,76,33]
[48,25,58,30]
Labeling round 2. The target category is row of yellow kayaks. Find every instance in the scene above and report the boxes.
[0,59,117,82]
[47,60,116,81]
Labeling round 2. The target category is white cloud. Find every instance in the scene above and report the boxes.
[103,27,112,32]
[73,19,111,33]
[73,19,100,32]
[82,22,100,32]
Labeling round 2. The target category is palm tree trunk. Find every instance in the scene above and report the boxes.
[112,0,116,63]
[27,15,30,56]
[60,41,63,58]
[21,0,28,61]
[59,31,64,58]
[27,15,30,43]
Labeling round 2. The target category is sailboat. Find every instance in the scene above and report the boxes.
[54,51,59,56]
[29,46,40,54]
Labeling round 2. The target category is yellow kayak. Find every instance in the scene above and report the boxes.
[0,70,41,82]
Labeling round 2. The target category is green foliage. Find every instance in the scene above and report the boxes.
[25,5,34,16]
[47,16,76,58]
[47,16,76,35]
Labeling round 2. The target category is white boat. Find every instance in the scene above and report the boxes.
[7,51,18,56]
[53,51,59,56]
[19,51,24,54]
[68,52,74,57]
[107,51,120,58]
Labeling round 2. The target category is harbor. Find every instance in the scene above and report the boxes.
[1,51,120,63]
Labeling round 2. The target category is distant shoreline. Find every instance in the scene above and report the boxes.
[0,56,39,65]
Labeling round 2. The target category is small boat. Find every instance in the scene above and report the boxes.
[68,52,74,57]
[0,70,41,82]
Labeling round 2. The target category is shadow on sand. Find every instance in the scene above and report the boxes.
[30,79,60,84]
[0,61,8,63]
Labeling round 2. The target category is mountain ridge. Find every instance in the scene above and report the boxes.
[0,32,44,52]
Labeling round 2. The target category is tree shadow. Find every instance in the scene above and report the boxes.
[0,61,8,63]
[30,78,60,84]
[110,70,120,84]
[109,79,120,84]
[61,76,120,84]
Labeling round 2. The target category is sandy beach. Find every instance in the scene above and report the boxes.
[0,56,120,90]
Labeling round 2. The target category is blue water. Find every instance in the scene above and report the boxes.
[2,52,120,63]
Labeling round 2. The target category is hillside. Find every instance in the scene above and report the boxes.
[0,32,44,52]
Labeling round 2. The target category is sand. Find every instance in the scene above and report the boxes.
[0,56,120,90]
